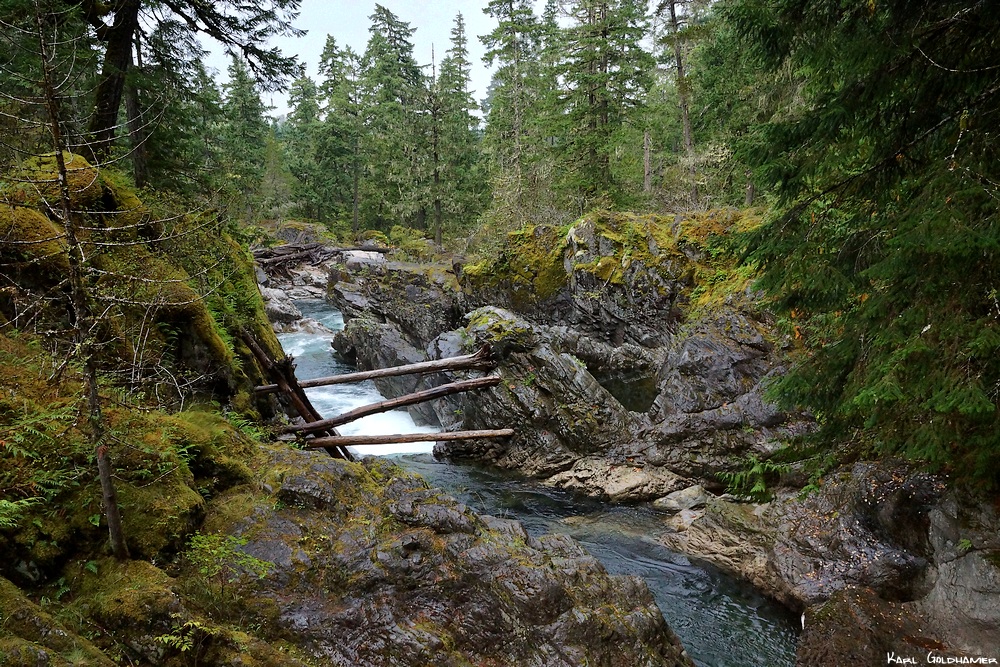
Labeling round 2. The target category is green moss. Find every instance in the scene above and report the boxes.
[70,559,178,629]
[0,206,70,273]
[463,225,569,305]
[4,152,103,210]
[465,309,537,353]
[0,576,112,665]
[463,208,767,320]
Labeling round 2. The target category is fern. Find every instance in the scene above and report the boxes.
[717,455,790,502]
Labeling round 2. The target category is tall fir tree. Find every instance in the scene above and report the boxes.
[555,0,654,208]
[220,57,270,223]
[318,37,365,233]
[430,13,488,244]
[359,4,426,229]
[284,75,325,220]
[481,0,545,225]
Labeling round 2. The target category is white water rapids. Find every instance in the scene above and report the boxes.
[275,300,440,456]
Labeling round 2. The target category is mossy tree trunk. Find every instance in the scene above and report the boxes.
[34,2,129,560]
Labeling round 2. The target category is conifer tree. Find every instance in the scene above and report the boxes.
[219,57,270,223]
[130,23,225,196]
[430,13,488,244]
[318,37,365,233]
[481,0,544,224]
[717,0,1000,482]
[359,4,426,229]
[284,75,325,220]
[556,0,653,208]
[71,0,302,161]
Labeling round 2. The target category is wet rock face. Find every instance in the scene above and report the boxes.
[461,218,686,348]
[661,463,946,609]
[658,461,1000,659]
[235,448,694,667]
[330,261,464,350]
[796,587,969,666]
[326,214,809,500]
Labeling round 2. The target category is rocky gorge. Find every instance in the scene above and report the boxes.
[306,210,1000,664]
[0,167,692,666]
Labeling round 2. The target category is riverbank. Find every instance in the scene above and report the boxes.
[310,215,1000,664]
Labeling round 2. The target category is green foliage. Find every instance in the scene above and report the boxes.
[553,0,654,207]
[712,0,1000,484]
[219,57,270,224]
[717,455,790,502]
[0,498,41,530]
[184,533,273,617]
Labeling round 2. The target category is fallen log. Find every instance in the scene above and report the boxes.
[301,429,515,449]
[281,376,502,435]
[239,330,353,460]
[253,244,391,263]
[254,345,494,395]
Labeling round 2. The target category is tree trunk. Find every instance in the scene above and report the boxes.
[87,0,142,162]
[281,376,502,435]
[90,361,129,560]
[303,429,515,449]
[643,130,652,193]
[34,6,129,559]
[744,169,755,206]
[669,1,697,206]
[254,345,494,394]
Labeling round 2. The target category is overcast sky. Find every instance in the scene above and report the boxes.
[205,0,512,118]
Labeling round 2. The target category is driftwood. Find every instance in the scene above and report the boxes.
[302,429,515,449]
[239,330,353,460]
[281,376,502,435]
[252,242,391,267]
[254,345,495,395]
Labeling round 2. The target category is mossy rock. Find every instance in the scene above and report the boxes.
[4,152,103,211]
[465,307,539,355]
[0,206,70,274]
[463,224,569,307]
[0,576,113,666]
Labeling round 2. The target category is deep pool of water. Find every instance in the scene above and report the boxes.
[277,299,799,667]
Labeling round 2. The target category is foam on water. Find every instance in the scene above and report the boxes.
[276,300,439,456]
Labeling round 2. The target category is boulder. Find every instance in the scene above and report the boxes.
[228,448,695,667]
[260,286,302,324]
[653,485,710,513]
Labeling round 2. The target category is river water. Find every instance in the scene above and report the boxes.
[278,300,799,667]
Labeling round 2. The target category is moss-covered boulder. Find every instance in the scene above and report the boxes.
[0,152,282,409]
[190,447,695,667]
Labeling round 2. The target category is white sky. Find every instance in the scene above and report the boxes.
[205,0,515,117]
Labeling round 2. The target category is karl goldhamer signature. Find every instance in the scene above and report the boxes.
[887,653,999,665]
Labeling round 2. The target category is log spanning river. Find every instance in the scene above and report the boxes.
[278,299,800,667]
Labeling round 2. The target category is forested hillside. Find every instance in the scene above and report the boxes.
[1,0,999,662]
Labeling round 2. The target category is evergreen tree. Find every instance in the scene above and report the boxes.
[318,37,365,233]
[219,57,270,223]
[284,75,325,220]
[481,0,545,224]
[131,22,225,196]
[69,0,302,160]
[555,0,653,208]
[359,4,426,229]
[717,0,1000,482]
[431,13,488,244]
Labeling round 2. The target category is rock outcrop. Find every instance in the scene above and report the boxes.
[660,461,1000,660]
[321,211,1000,660]
[6,446,694,667]
[328,211,808,500]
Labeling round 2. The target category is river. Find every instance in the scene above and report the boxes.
[278,299,800,667]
